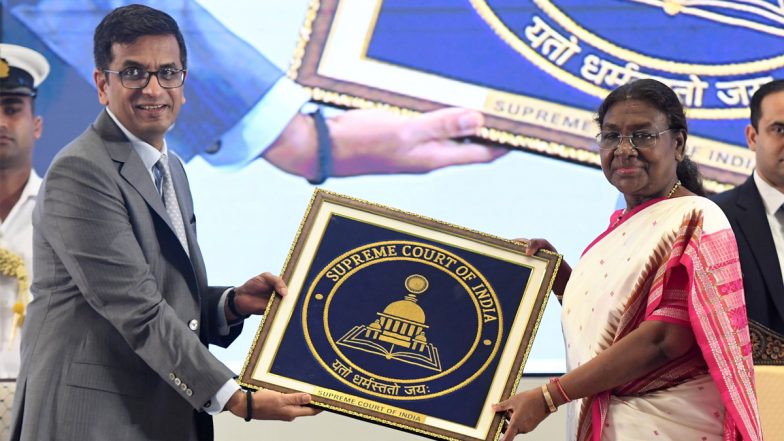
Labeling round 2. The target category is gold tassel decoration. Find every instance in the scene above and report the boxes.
[0,248,29,350]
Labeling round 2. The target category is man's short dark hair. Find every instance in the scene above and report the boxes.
[750,79,784,130]
[93,4,187,71]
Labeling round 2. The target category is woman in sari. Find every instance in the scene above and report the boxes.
[493,79,762,440]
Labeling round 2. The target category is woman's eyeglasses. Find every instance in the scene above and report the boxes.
[595,129,674,150]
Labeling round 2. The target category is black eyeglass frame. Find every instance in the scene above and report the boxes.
[103,67,187,89]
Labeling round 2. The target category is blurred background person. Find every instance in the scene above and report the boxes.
[712,79,784,336]
[0,43,47,441]
[493,79,761,441]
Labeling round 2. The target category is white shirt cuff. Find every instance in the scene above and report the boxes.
[204,76,311,167]
[203,378,241,415]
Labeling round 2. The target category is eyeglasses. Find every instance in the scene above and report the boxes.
[103,66,187,89]
[595,129,674,150]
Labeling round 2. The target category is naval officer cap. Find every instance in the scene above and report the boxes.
[0,43,50,97]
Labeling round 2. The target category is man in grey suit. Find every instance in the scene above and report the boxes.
[10,5,319,441]
[712,79,784,335]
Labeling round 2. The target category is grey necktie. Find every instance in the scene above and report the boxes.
[154,153,189,256]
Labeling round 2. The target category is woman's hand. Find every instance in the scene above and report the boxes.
[514,237,571,300]
[516,237,558,256]
[491,386,553,440]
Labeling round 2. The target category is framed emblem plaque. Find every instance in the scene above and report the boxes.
[240,190,560,441]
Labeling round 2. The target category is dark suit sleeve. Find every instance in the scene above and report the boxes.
[203,286,243,348]
[39,154,235,410]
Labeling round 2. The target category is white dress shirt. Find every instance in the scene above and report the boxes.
[0,171,41,380]
[106,109,239,414]
[207,75,310,167]
[753,170,784,286]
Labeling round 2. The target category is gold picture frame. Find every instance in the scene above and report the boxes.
[240,190,560,441]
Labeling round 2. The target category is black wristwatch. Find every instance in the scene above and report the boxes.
[227,288,250,320]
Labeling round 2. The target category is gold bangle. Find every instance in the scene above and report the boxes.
[541,384,557,413]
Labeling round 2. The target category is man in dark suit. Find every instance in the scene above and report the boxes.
[10,5,319,441]
[712,79,784,335]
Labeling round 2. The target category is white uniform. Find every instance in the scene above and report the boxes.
[0,172,40,379]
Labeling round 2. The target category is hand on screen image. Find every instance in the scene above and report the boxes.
[261,107,508,181]
[9,0,508,178]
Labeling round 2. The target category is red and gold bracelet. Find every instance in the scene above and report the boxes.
[549,377,571,402]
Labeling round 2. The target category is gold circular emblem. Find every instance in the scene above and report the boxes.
[0,59,10,79]
[404,274,429,294]
[302,240,503,400]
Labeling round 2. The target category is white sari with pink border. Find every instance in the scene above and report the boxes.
[562,196,762,441]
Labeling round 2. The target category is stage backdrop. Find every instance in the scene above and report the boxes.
[3,0,771,374]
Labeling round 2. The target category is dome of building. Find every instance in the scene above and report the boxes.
[382,299,426,323]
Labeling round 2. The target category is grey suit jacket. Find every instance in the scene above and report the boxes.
[11,111,242,441]
[712,175,784,334]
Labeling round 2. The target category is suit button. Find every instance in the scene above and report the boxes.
[180,383,188,391]
[186,389,193,397]
[189,319,199,331]
[169,373,176,381]
[174,378,182,386]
